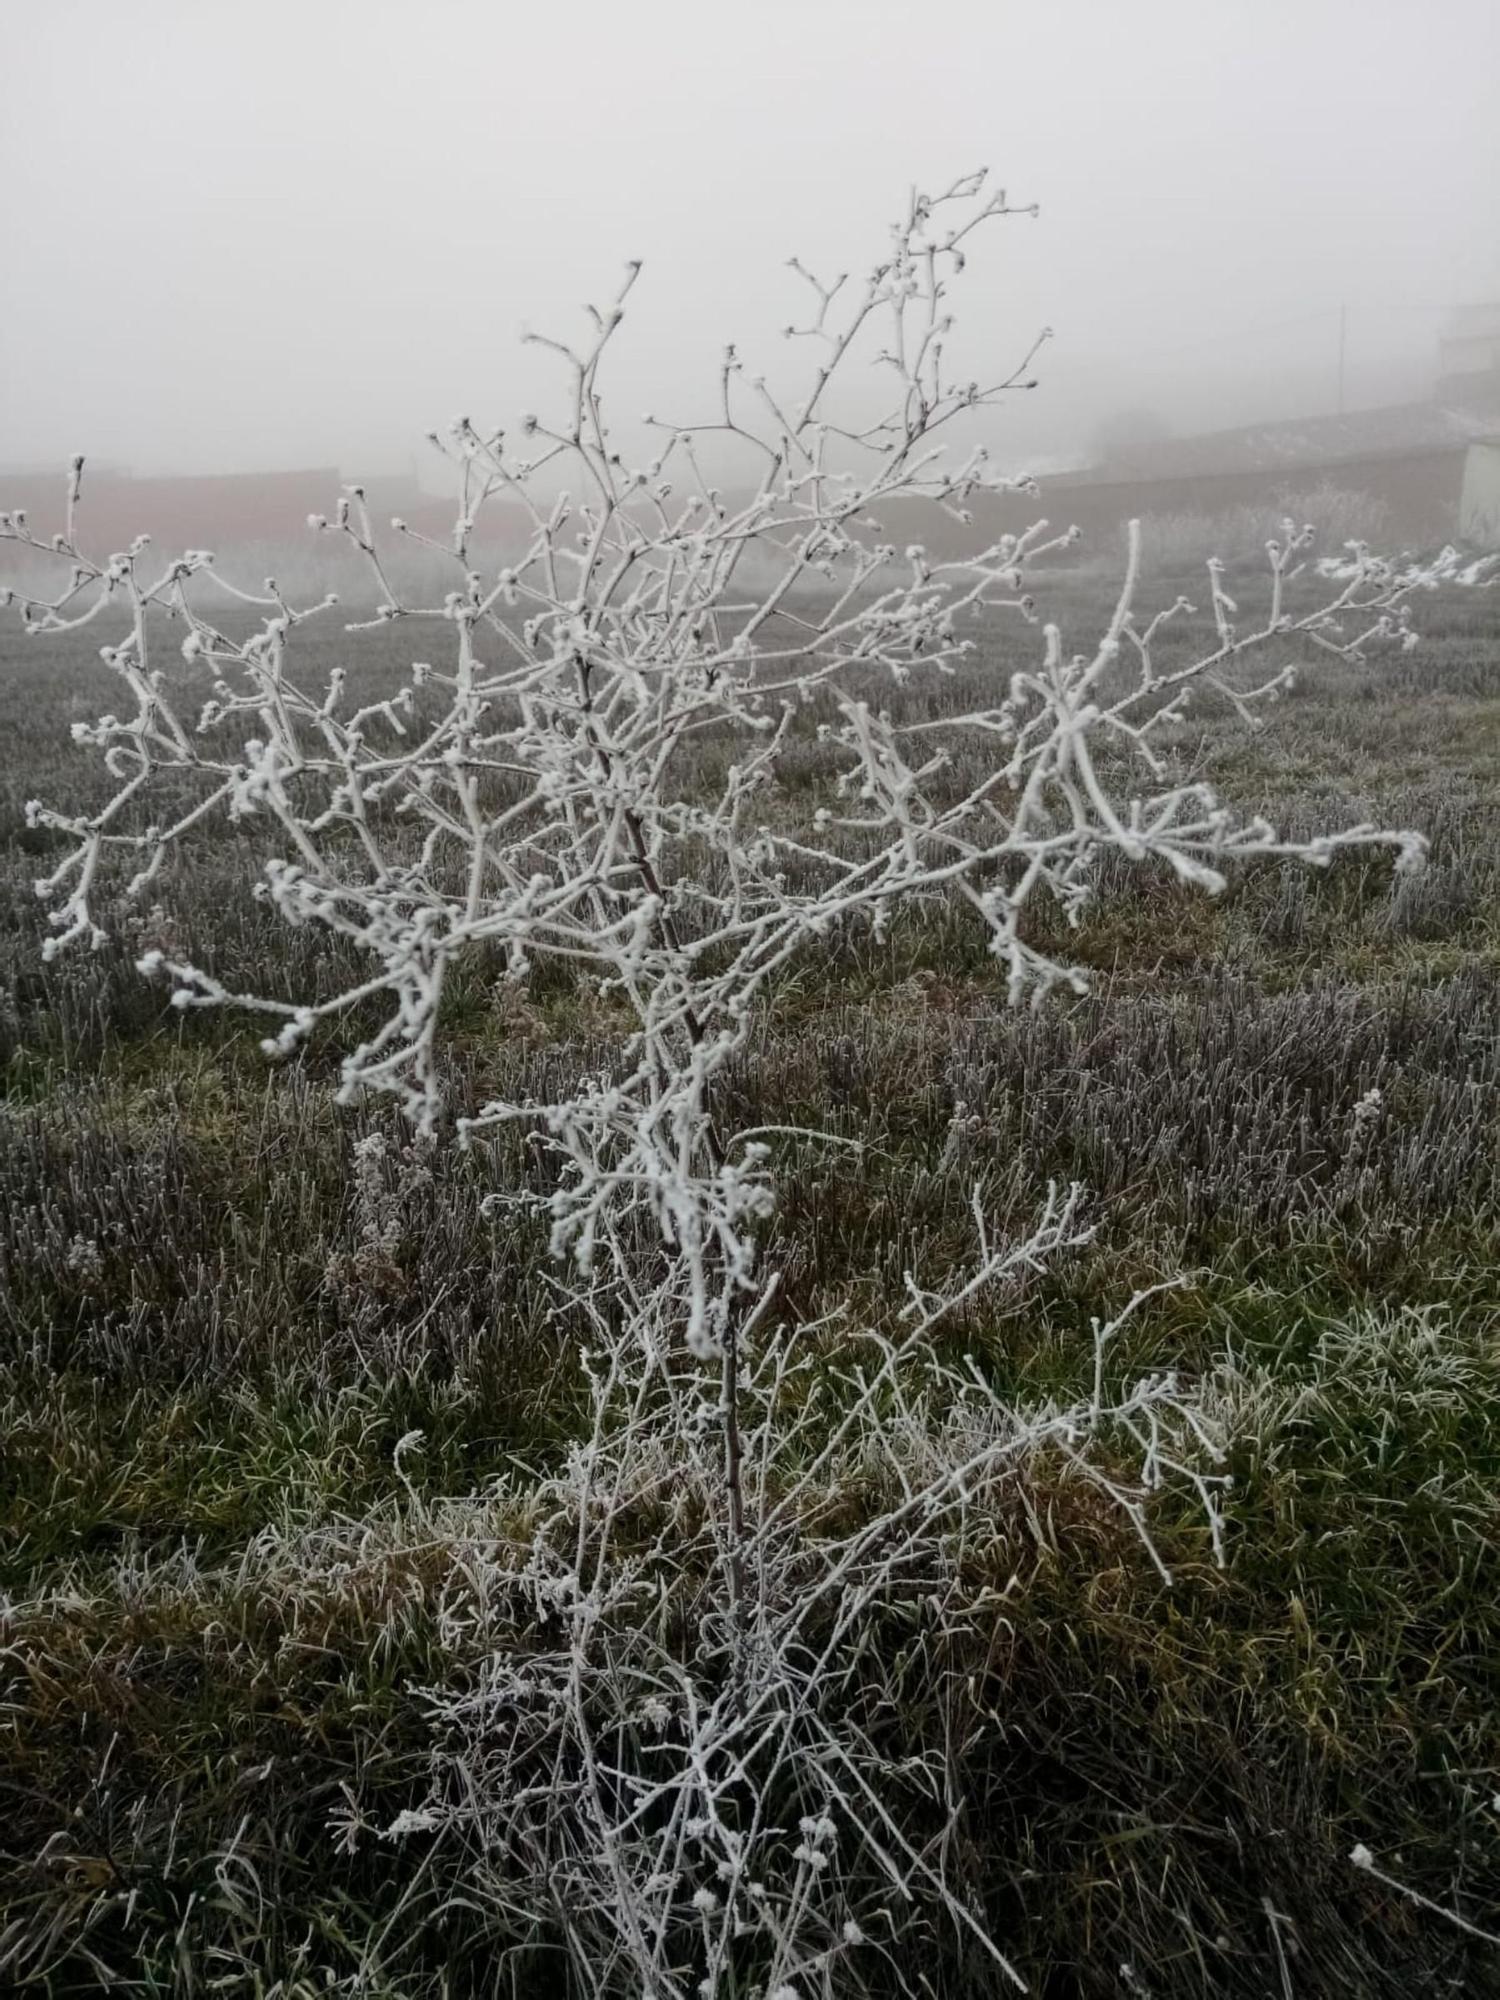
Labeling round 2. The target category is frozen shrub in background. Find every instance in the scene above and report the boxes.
[1131,480,1396,572]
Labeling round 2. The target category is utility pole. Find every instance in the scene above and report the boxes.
[1337,303,1347,415]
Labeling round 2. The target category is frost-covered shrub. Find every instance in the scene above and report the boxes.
[3,170,1492,1996]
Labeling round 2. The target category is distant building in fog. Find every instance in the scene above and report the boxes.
[943,311,1500,555]
[1462,441,1500,547]
[1026,396,1500,549]
[1438,301,1500,399]
[0,466,343,554]
[0,465,532,569]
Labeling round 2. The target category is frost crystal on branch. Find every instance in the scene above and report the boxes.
[4,169,1491,1997]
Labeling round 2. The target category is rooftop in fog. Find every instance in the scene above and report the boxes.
[1064,396,1500,489]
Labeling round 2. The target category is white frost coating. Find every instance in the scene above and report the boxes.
[3,171,1494,1997]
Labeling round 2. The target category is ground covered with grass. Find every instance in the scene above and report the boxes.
[2,560,1498,1995]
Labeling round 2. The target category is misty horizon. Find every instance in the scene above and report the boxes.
[4,0,1498,489]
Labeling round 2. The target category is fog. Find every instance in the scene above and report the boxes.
[3,0,1496,485]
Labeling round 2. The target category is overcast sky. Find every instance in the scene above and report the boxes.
[2,0,1496,482]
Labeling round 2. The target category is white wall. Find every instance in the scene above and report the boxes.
[1459,442,1500,546]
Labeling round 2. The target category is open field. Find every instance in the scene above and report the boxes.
[2,556,1499,1995]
